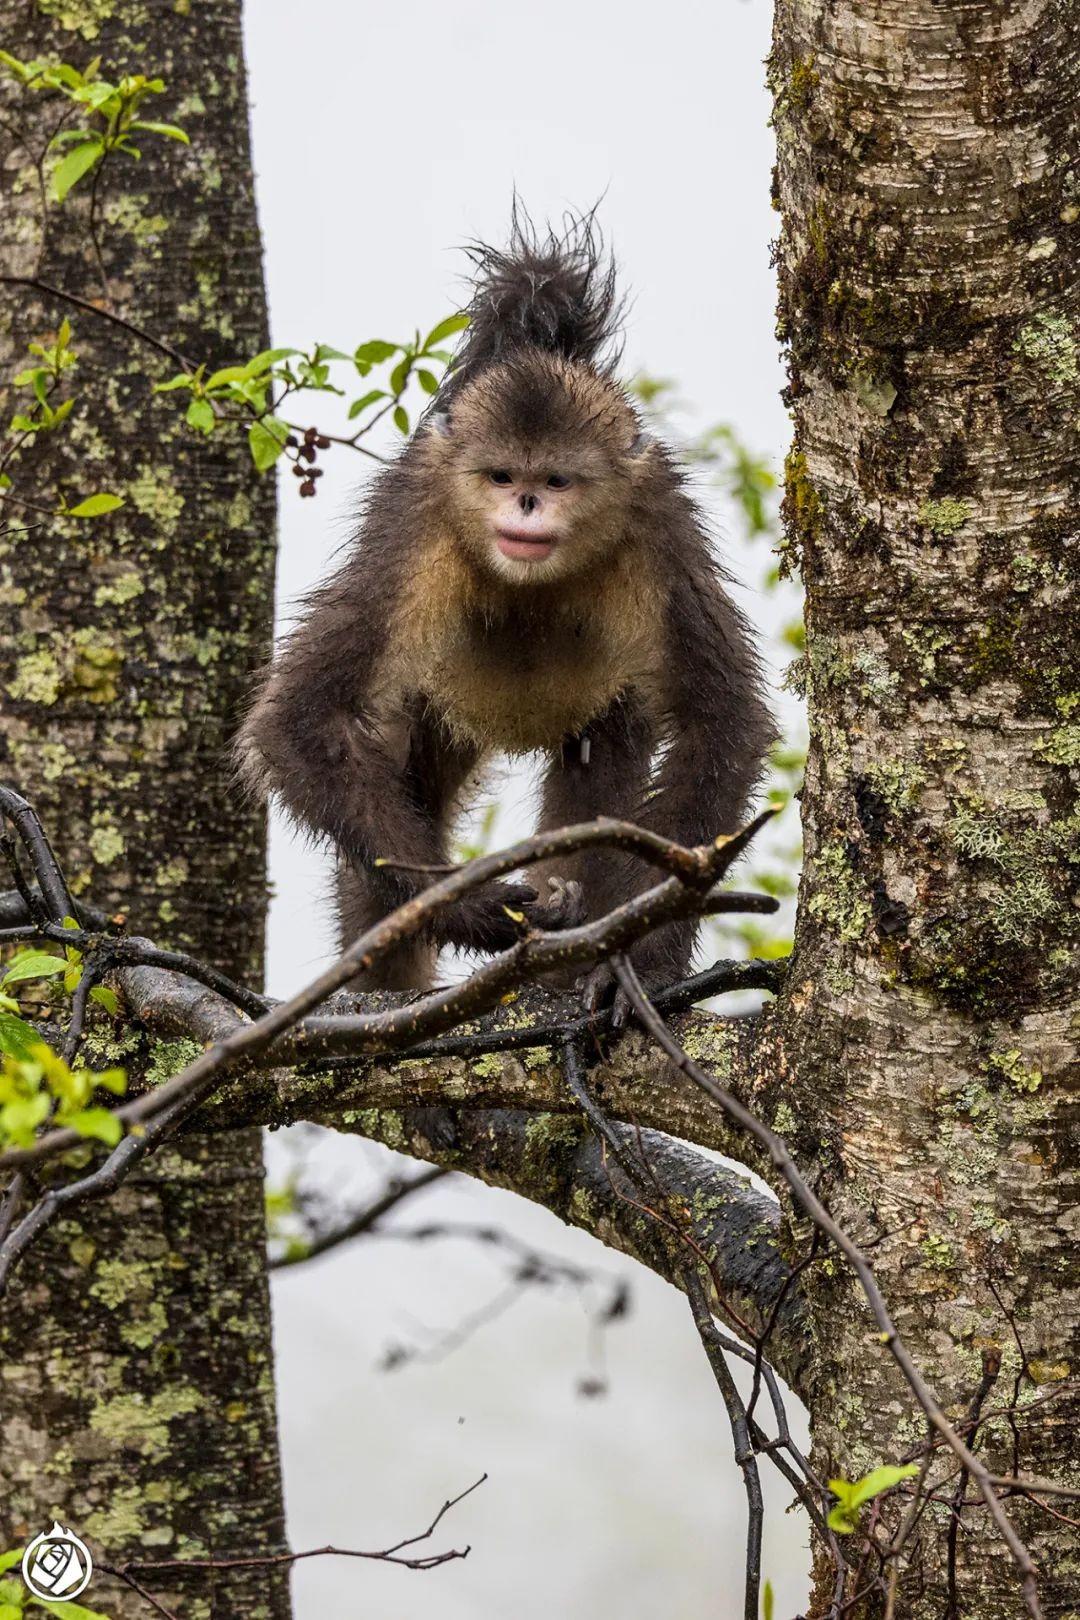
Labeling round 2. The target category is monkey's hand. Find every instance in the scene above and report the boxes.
[522,875,586,932]
[437,880,544,954]
[580,937,678,1034]
[438,875,584,955]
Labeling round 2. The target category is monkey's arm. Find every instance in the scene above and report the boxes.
[627,570,771,980]
[648,570,772,850]
[237,589,544,954]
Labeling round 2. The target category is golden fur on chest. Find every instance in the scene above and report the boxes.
[386,528,665,753]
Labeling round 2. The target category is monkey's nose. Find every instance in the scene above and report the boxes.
[519,492,538,515]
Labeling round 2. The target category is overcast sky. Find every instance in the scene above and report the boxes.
[242,3,809,1616]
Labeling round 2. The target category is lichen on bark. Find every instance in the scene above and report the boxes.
[770,1,1080,1611]
[0,4,288,1615]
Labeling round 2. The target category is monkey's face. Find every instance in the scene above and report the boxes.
[427,358,645,587]
[452,454,629,585]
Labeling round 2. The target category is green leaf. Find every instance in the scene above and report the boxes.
[0,1547,24,1574]
[347,389,387,420]
[185,397,215,435]
[153,372,194,393]
[763,1580,774,1620]
[66,1106,122,1147]
[68,492,123,518]
[205,364,252,390]
[827,1464,918,1534]
[0,50,28,82]
[248,416,288,472]
[422,312,469,349]
[416,368,439,396]
[51,139,102,203]
[51,126,97,146]
[848,1464,919,1507]
[242,347,300,376]
[129,119,189,143]
[31,1596,117,1619]
[1,952,66,986]
[0,1091,50,1145]
[389,357,412,396]
[0,474,10,489]
[313,344,350,363]
[354,340,398,366]
[89,985,118,1015]
[92,1064,126,1094]
[393,404,409,435]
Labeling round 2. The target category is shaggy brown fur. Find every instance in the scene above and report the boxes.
[237,214,772,989]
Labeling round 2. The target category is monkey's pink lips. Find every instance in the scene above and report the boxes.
[496,527,558,562]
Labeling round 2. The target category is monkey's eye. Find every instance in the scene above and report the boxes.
[488,469,513,486]
[546,473,572,490]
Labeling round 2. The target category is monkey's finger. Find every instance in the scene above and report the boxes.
[609,987,633,1034]
[579,963,614,1017]
[546,875,586,927]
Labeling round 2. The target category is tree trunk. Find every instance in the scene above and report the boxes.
[771,1,1079,1612]
[0,4,289,1615]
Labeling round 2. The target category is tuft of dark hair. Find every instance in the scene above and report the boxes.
[451,202,625,384]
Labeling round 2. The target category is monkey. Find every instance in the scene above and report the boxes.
[236,212,772,992]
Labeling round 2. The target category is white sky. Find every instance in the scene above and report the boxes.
[243,3,810,1615]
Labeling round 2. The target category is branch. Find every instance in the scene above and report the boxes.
[610,956,1046,1620]
[329,1102,811,1397]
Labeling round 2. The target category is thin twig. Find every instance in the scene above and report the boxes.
[270,1166,447,1269]
[121,1475,486,1576]
[610,956,1045,1620]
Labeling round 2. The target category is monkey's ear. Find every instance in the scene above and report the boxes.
[626,428,652,458]
[428,410,453,438]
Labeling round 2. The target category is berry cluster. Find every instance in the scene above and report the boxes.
[288,425,331,497]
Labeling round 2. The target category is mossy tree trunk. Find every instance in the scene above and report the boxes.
[0,4,289,1616]
[770,1,1079,1612]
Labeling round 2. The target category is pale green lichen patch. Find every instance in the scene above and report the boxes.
[93,569,145,608]
[471,1053,503,1079]
[920,1234,955,1271]
[807,840,872,942]
[8,649,61,704]
[1039,725,1080,766]
[918,497,971,536]
[89,1386,202,1458]
[89,816,125,866]
[987,1048,1043,1093]
[37,0,131,40]
[864,757,926,813]
[72,633,124,703]
[145,1039,203,1089]
[1014,311,1079,386]
[129,465,186,527]
[341,1107,406,1151]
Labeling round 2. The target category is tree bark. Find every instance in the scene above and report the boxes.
[0,5,289,1616]
[770,1,1079,1612]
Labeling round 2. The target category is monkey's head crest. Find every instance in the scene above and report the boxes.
[450,204,625,386]
[418,207,653,587]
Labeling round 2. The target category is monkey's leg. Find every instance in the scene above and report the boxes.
[336,859,438,990]
[533,692,657,983]
[334,706,536,990]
